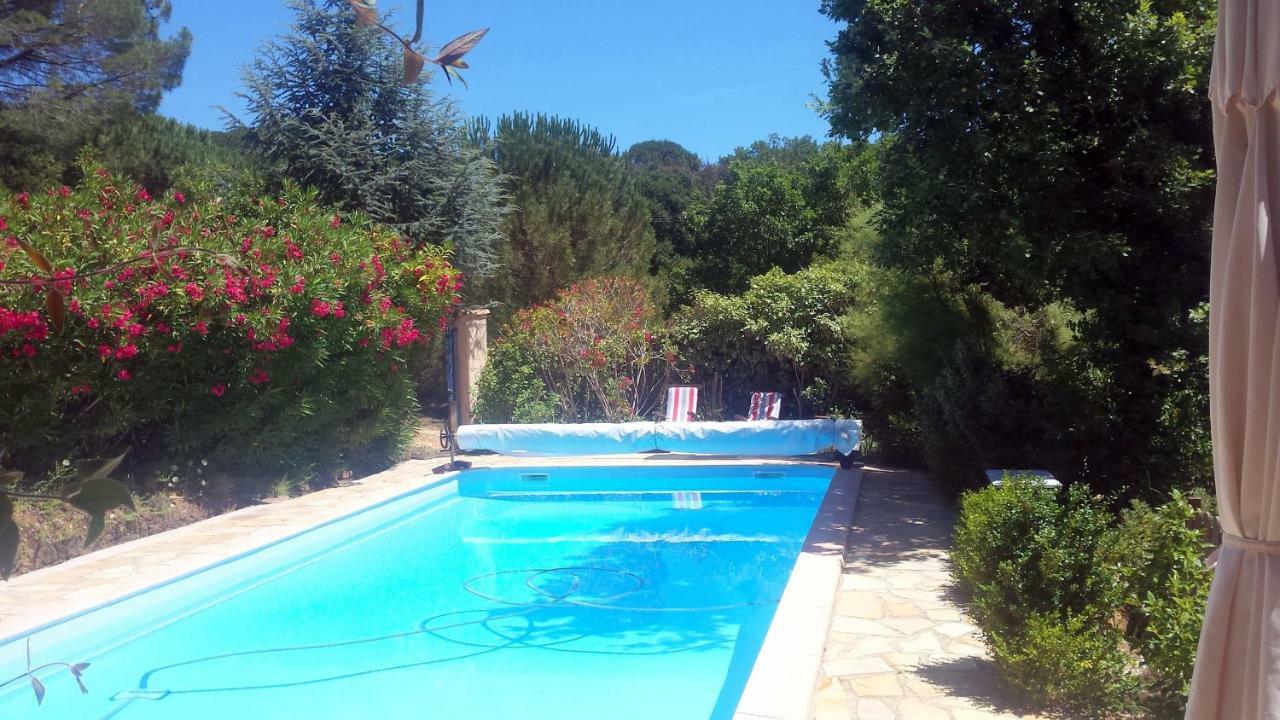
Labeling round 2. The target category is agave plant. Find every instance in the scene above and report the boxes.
[347,0,488,86]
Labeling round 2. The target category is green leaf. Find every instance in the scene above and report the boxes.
[83,514,105,548]
[64,477,134,547]
[441,64,469,88]
[75,451,128,483]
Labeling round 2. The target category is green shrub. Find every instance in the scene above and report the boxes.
[0,165,460,495]
[990,611,1139,717]
[671,265,858,418]
[953,479,1120,633]
[954,478,1214,718]
[953,478,1132,716]
[473,332,557,424]
[1102,491,1213,717]
[474,277,685,423]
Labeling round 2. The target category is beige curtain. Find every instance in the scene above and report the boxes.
[1185,1,1280,717]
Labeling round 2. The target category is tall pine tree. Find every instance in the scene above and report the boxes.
[234,0,505,278]
[0,0,191,190]
[470,112,655,312]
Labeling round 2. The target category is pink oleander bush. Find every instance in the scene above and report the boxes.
[474,278,689,423]
[0,165,461,494]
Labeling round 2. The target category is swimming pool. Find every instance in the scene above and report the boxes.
[0,464,834,719]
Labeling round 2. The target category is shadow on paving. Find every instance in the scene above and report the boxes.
[835,466,1048,719]
[913,656,1044,717]
[843,466,957,569]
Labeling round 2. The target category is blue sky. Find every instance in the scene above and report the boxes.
[158,0,840,161]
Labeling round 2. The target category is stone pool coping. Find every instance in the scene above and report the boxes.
[0,454,857,715]
[734,466,862,720]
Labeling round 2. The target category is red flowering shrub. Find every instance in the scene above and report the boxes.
[474,278,688,423]
[0,166,461,493]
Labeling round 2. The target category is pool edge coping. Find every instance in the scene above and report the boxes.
[733,466,862,720]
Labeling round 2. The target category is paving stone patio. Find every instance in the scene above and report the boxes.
[812,467,1048,720]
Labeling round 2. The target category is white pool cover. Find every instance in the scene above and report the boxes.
[455,419,862,457]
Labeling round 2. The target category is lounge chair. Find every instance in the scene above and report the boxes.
[665,385,699,422]
[747,391,782,421]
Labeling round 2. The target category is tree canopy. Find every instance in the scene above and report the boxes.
[0,0,189,110]
[0,0,191,190]
[471,112,655,311]
[234,0,506,278]
[682,139,854,297]
[823,0,1216,492]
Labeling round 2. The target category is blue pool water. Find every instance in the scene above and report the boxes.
[0,464,831,719]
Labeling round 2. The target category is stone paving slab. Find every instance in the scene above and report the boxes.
[813,467,1049,720]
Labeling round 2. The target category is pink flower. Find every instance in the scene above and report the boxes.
[262,226,276,238]
[167,343,182,353]
[310,299,331,318]
[329,252,341,265]
[329,215,341,228]
[114,344,138,360]
[284,239,304,261]
[4,236,17,250]
[116,369,132,381]
[210,383,227,397]
[248,368,269,385]
[332,301,346,319]
[289,276,305,294]
[58,185,72,198]
[194,320,209,336]
[174,191,186,205]
[16,192,29,208]
[0,217,7,231]
[135,188,151,202]
[184,283,204,301]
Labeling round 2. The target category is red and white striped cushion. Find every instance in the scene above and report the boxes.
[665,386,699,422]
[748,392,782,421]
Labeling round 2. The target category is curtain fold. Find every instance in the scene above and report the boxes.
[1185,1,1280,717]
